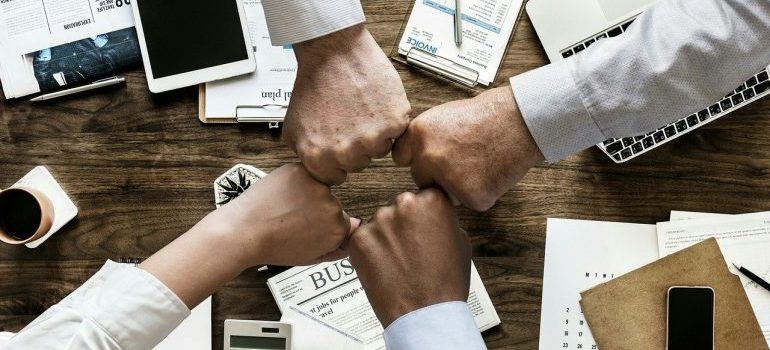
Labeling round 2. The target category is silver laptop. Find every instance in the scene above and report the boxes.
[526,0,770,163]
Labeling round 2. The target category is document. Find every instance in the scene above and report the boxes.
[280,304,365,350]
[204,0,297,120]
[267,258,500,350]
[155,297,212,350]
[0,0,138,98]
[539,218,659,350]
[658,212,770,345]
[397,0,523,86]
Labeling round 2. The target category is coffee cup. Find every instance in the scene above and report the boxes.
[0,187,55,245]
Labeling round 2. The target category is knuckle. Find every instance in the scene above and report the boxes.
[394,192,416,207]
[372,206,394,224]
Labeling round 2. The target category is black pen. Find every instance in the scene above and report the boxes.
[733,263,770,293]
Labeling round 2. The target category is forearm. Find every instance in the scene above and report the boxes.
[512,0,770,161]
[139,212,255,308]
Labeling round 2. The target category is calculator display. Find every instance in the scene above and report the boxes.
[230,335,287,350]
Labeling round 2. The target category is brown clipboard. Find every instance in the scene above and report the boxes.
[579,238,768,350]
[198,84,236,124]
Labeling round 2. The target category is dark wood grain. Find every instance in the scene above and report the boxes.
[3,0,770,348]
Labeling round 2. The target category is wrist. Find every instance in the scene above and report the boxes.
[293,24,370,66]
[194,210,266,270]
[489,87,545,165]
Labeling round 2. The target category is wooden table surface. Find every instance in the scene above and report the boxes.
[3,1,770,348]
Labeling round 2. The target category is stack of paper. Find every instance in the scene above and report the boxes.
[539,213,770,349]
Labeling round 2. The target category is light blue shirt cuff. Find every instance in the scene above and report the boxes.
[510,60,606,163]
[383,301,487,350]
[262,0,366,45]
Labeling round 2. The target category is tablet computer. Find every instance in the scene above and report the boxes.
[132,0,256,93]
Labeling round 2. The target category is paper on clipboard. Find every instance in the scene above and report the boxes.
[394,0,524,87]
[200,0,296,123]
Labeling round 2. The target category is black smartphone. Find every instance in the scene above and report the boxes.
[666,286,715,350]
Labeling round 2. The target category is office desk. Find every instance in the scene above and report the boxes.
[2,1,770,348]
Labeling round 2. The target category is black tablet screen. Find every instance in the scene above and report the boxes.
[137,0,248,78]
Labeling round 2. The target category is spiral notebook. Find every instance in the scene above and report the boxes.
[118,258,212,350]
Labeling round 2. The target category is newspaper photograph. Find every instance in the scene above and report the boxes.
[268,258,500,350]
[0,0,137,98]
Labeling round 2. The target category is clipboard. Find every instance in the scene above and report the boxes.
[198,84,286,128]
[390,0,525,90]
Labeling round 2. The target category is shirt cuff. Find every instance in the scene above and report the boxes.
[58,260,191,350]
[384,301,487,350]
[261,0,366,45]
[510,60,606,162]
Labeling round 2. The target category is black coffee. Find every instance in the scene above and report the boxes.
[0,189,42,240]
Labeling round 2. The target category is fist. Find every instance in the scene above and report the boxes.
[283,24,411,185]
[345,189,471,327]
[392,87,544,211]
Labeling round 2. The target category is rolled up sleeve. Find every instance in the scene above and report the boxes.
[261,0,366,45]
[384,301,487,350]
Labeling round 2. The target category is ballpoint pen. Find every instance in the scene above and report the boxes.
[733,262,770,293]
[454,0,463,46]
[30,76,126,102]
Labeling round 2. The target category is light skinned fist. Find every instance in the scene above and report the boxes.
[392,87,545,211]
[344,189,471,327]
[203,163,359,267]
[283,24,411,186]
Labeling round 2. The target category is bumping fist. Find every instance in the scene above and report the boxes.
[283,24,411,185]
[345,189,471,327]
[392,87,545,211]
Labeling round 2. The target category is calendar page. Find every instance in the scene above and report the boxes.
[539,219,659,350]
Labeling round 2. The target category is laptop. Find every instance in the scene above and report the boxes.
[526,0,770,163]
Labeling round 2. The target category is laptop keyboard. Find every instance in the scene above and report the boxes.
[560,17,770,163]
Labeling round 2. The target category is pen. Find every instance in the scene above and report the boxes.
[732,263,770,293]
[454,0,463,46]
[30,76,126,102]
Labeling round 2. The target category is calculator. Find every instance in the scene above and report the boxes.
[224,320,292,350]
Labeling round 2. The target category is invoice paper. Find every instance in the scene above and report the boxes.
[539,218,659,350]
[658,212,770,345]
[204,0,296,120]
[397,0,523,85]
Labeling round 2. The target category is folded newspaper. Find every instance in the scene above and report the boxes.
[268,258,500,350]
[0,0,140,99]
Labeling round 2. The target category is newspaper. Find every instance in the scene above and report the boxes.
[268,258,500,350]
[0,0,139,98]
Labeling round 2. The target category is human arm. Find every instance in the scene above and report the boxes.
[4,164,358,350]
[394,0,770,211]
[345,189,487,350]
[261,0,411,185]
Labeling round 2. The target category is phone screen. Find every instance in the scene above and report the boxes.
[667,287,714,350]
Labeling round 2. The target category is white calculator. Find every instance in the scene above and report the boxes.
[224,320,292,350]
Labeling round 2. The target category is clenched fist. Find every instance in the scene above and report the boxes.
[393,87,545,211]
[284,24,411,185]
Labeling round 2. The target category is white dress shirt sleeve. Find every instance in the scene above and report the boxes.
[511,0,770,162]
[261,0,366,45]
[383,301,487,350]
[4,260,190,350]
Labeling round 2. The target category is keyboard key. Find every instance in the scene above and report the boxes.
[605,141,623,154]
[686,114,699,127]
[573,44,585,53]
[562,50,574,58]
[744,88,756,100]
[759,71,769,82]
[634,135,645,142]
[709,103,721,115]
[756,81,770,94]
[608,27,623,37]
[720,99,733,111]
[585,38,595,47]
[698,109,709,121]
[653,131,666,142]
[735,83,746,92]
[642,137,654,148]
[675,120,688,132]
[622,137,634,147]
[620,148,633,159]
[613,153,622,161]
[596,33,608,41]
[603,139,615,146]
[732,93,745,105]
[632,142,644,154]
[664,125,677,137]
[747,76,758,87]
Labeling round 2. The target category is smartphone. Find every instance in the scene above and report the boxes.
[666,286,715,350]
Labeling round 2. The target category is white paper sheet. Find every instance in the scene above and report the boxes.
[539,218,659,350]
[658,212,770,345]
[281,304,365,350]
[397,0,523,85]
[155,297,212,350]
[204,0,296,120]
